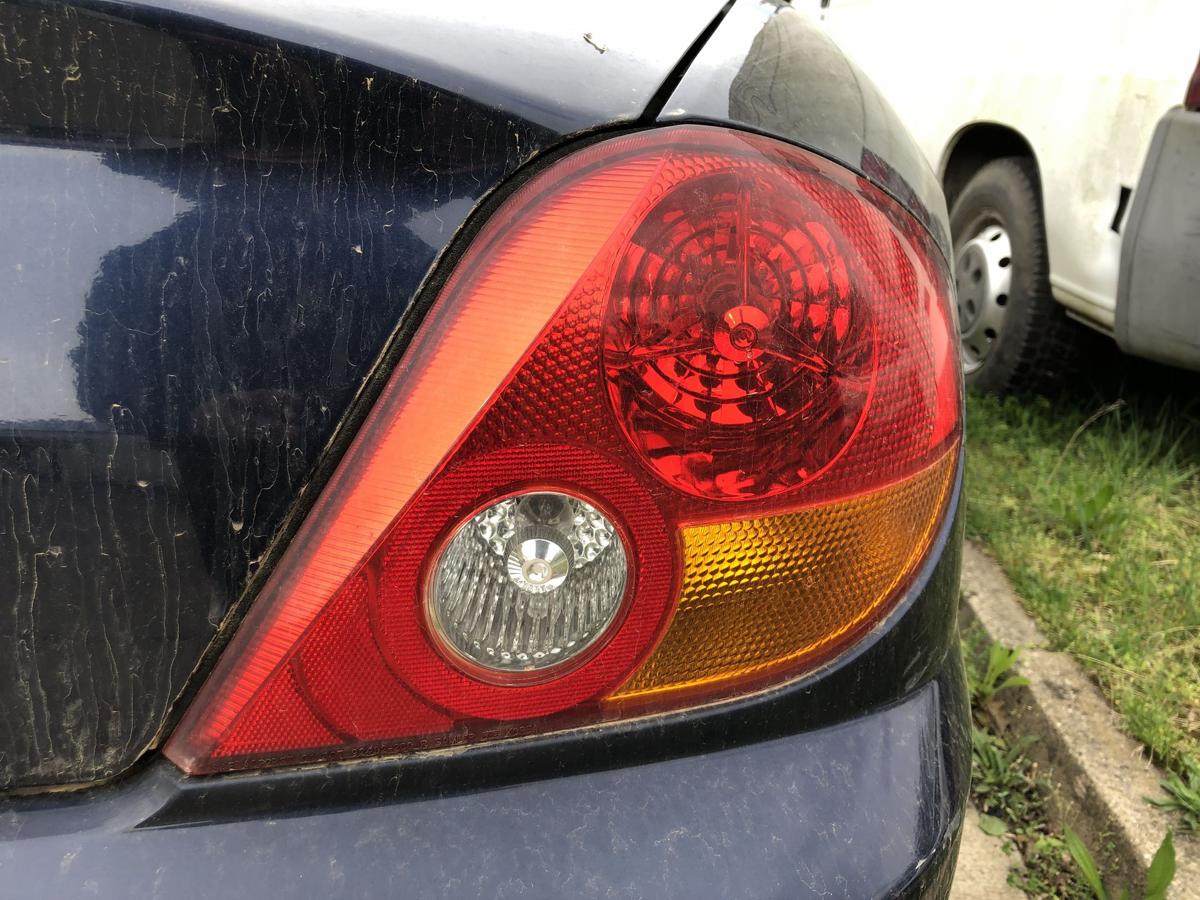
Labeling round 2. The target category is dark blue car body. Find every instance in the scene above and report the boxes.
[0,1,967,896]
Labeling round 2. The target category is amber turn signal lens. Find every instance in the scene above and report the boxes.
[611,446,957,704]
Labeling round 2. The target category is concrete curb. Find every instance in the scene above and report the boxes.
[959,541,1200,898]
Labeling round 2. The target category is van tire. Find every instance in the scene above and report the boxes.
[950,157,1084,394]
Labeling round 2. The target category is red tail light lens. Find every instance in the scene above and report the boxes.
[1187,53,1200,110]
[603,167,876,499]
[166,126,961,774]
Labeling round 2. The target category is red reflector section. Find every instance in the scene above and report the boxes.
[603,168,877,498]
[166,126,961,774]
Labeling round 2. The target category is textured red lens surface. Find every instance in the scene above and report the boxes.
[166,125,961,775]
[603,168,876,498]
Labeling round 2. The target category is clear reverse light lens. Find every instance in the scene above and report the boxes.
[427,491,628,677]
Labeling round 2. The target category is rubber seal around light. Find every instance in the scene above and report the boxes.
[367,444,680,721]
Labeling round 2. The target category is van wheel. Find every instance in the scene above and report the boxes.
[950,157,1082,394]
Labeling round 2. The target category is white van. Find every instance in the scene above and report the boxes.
[818,0,1200,391]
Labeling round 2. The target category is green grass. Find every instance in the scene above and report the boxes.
[965,387,1200,775]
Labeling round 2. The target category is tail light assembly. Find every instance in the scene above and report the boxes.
[166,125,961,775]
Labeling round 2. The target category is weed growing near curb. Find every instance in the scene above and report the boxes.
[1063,826,1175,900]
[963,634,1095,898]
[970,640,1031,706]
[962,635,1179,897]
[1147,763,1200,833]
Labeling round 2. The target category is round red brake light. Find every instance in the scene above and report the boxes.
[602,163,880,499]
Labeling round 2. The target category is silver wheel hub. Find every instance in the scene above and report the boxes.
[954,224,1012,374]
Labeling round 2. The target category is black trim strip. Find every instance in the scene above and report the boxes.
[640,1,737,123]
